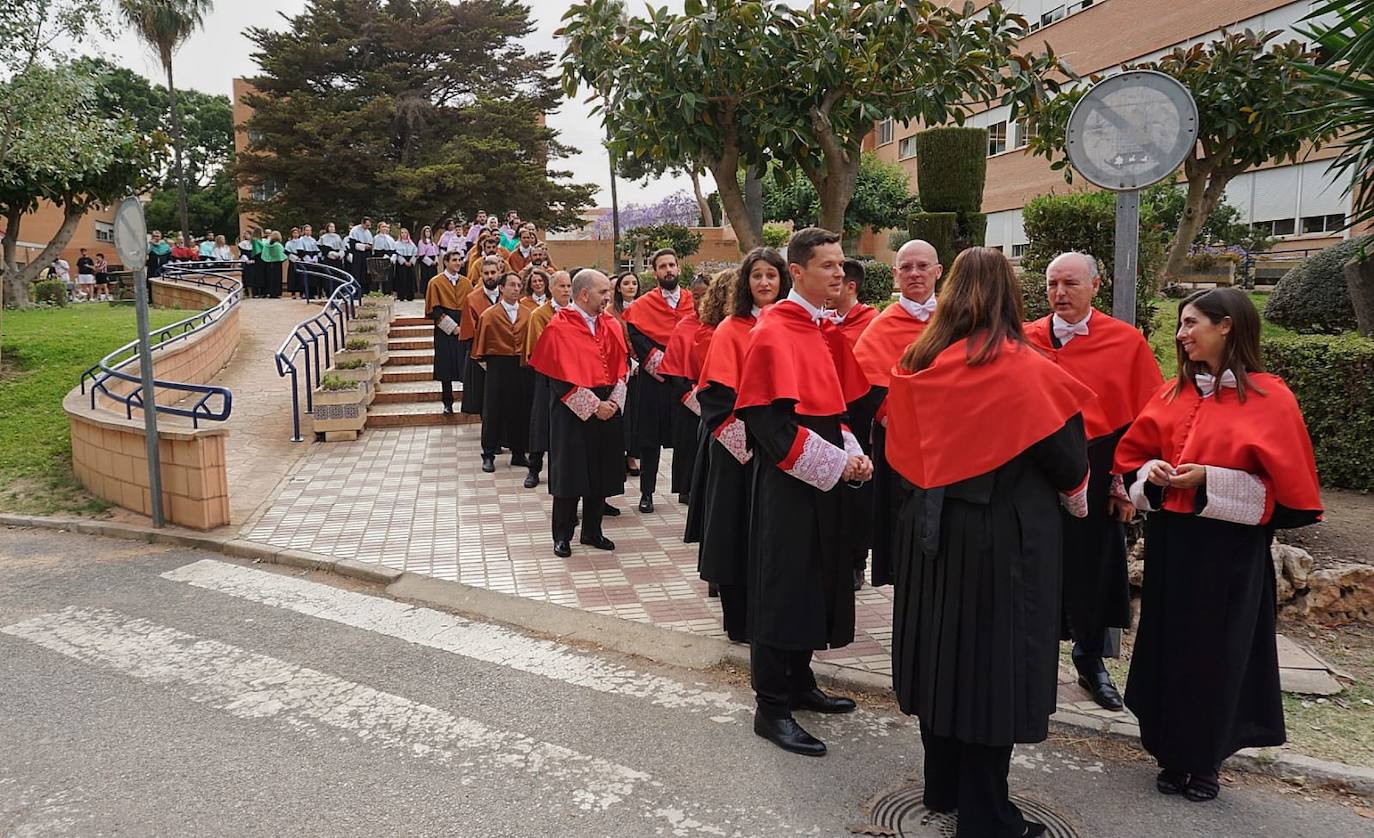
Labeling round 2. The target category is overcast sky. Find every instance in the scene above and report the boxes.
[89,0,701,210]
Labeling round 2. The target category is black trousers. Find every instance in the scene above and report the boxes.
[553,495,604,543]
[639,446,662,497]
[919,722,1025,838]
[750,644,816,719]
[441,381,455,410]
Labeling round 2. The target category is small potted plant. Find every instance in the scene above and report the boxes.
[329,356,375,404]
[311,373,367,439]
[334,336,379,368]
[359,289,395,321]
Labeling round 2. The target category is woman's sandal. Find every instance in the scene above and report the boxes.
[1183,772,1220,802]
[1156,769,1189,796]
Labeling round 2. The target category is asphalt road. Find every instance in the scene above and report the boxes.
[1,526,1367,837]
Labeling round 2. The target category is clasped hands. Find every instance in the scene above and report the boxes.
[1146,461,1206,490]
[842,454,874,483]
[593,401,618,421]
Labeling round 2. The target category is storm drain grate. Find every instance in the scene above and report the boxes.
[863,784,1081,837]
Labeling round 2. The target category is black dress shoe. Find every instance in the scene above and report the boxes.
[628,466,641,476]
[677,491,689,505]
[523,471,539,489]
[481,455,495,473]
[510,453,529,467]
[442,405,454,415]
[853,568,865,591]
[707,582,720,598]
[579,535,615,551]
[638,494,654,513]
[553,539,572,558]
[1183,772,1220,802]
[792,688,857,714]
[1156,768,1188,796]
[1077,671,1125,711]
[1022,822,1048,837]
[753,713,826,757]
[602,502,621,517]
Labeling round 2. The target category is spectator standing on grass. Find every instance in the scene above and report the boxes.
[92,253,110,300]
[75,249,96,301]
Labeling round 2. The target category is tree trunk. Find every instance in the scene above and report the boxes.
[743,166,763,243]
[814,152,859,236]
[1164,169,1231,281]
[703,119,759,252]
[2,205,28,309]
[689,168,714,227]
[1345,257,1374,338]
[607,130,621,273]
[166,61,191,245]
[2,202,86,307]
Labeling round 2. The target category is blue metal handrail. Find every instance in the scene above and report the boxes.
[273,262,361,441]
[79,264,240,428]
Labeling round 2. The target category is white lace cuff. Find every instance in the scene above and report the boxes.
[683,387,702,416]
[1200,466,1267,525]
[714,417,752,465]
[610,380,627,414]
[1059,470,1090,519]
[778,428,847,492]
[562,387,600,421]
[841,426,863,458]
[1129,460,1166,512]
[1109,473,1128,502]
[644,348,665,380]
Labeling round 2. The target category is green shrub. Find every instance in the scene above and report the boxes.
[908,212,959,265]
[762,223,790,248]
[916,127,988,214]
[32,280,67,307]
[334,358,367,370]
[318,373,359,391]
[1020,190,1164,332]
[858,260,895,306]
[344,337,370,351]
[1263,332,1374,491]
[1264,237,1367,334]
[353,324,377,334]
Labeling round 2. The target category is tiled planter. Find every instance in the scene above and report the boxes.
[329,364,376,404]
[311,385,367,439]
[334,346,379,368]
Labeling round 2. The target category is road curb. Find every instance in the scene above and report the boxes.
[4,512,1371,796]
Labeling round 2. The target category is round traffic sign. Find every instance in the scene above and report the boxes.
[1066,70,1199,191]
[113,196,148,269]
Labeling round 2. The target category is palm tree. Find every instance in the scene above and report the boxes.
[119,0,214,247]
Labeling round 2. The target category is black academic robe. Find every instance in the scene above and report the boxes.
[695,382,750,641]
[393,254,418,302]
[460,293,496,416]
[892,417,1088,747]
[529,373,552,454]
[481,356,533,452]
[1060,427,1133,641]
[739,406,857,652]
[431,305,464,382]
[845,386,885,569]
[666,376,699,494]
[547,380,626,500]
[626,325,675,455]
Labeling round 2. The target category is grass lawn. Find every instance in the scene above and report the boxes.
[0,304,185,515]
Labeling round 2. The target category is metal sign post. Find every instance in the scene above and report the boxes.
[113,197,165,527]
[1065,70,1199,324]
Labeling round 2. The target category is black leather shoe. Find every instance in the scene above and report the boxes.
[523,471,539,489]
[553,539,572,558]
[1156,768,1188,796]
[1183,772,1220,802]
[677,492,689,505]
[753,713,826,757]
[602,502,621,517]
[853,568,865,591]
[1022,821,1048,837]
[442,405,454,415]
[1077,671,1125,712]
[707,582,720,598]
[792,688,857,714]
[579,535,615,551]
[638,494,654,513]
[481,456,495,473]
[510,453,529,467]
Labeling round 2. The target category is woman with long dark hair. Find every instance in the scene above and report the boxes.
[1115,288,1321,802]
[611,271,642,476]
[693,247,790,640]
[886,247,1093,837]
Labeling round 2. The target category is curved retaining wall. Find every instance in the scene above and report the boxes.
[63,278,240,530]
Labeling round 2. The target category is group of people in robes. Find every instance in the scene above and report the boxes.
[422,222,1322,836]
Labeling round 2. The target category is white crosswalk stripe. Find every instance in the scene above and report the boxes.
[1,607,761,835]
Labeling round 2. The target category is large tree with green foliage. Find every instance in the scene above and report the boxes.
[1023,29,1335,280]
[238,0,594,233]
[762,152,915,236]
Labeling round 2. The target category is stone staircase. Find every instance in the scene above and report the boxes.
[366,316,480,428]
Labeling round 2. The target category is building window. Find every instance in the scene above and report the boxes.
[1011,243,1029,258]
[1253,218,1297,236]
[987,121,1008,156]
[877,119,894,146]
[1041,5,1066,27]
[898,136,918,159]
[1067,0,1094,14]
[94,222,114,242]
[250,180,279,203]
[1301,213,1346,234]
[1013,116,1029,150]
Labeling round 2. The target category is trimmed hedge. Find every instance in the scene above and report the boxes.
[916,127,988,214]
[907,212,959,264]
[859,260,895,306]
[1264,235,1368,334]
[32,280,68,306]
[1263,332,1374,491]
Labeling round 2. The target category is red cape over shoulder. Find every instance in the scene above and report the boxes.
[853,303,930,388]
[697,314,756,391]
[1024,311,1164,440]
[735,301,871,416]
[659,310,714,380]
[1114,373,1322,521]
[886,338,1096,488]
[836,303,878,348]
[623,287,695,346]
[529,306,629,388]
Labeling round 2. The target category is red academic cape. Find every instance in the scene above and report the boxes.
[1113,373,1323,524]
[852,302,932,388]
[1024,311,1164,440]
[835,303,878,349]
[622,287,695,346]
[735,300,870,417]
[529,306,629,388]
[697,314,757,391]
[659,311,714,381]
[886,337,1096,488]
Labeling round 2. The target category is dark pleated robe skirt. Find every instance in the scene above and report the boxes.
[682,425,710,544]
[546,380,626,500]
[460,341,485,415]
[431,305,465,382]
[480,356,533,452]
[669,401,699,494]
[1060,428,1133,639]
[1125,511,1284,773]
[622,372,640,456]
[528,372,552,455]
[697,437,751,642]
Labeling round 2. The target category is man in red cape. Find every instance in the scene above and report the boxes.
[529,270,629,558]
[830,259,879,347]
[1024,251,1164,711]
[851,239,942,587]
[622,248,695,512]
[735,227,873,757]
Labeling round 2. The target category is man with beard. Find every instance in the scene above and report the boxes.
[461,255,505,430]
[623,248,695,513]
[852,239,942,587]
[1025,251,1163,711]
[425,251,474,415]
[529,270,629,558]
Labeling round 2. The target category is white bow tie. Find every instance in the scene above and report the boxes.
[901,296,936,322]
[1195,370,1237,397]
[1052,314,1090,344]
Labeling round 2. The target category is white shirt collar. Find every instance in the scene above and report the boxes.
[1195,369,1237,398]
[1051,308,1092,345]
[898,294,937,322]
[443,271,461,285]
[660,285,681,308]
[551,300,565,311]
[500,299,520,321]
[750,306,762,318]
[484,286,499,304]
[575,303,599,334]
[532,293,547,305]
[785,288,830,322]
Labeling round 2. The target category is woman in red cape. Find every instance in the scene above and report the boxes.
[1115,288,1322,802]
[885,248,1092,838]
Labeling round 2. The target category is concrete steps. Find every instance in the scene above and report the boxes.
[366,401,480,427]
[364,314,476,429]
